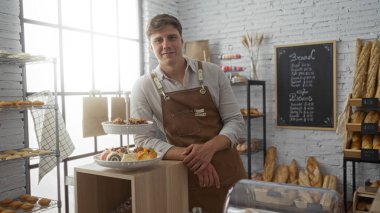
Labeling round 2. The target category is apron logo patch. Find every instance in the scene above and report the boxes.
[194,108,206,117]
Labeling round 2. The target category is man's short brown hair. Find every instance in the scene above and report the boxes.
[146,14,182,39]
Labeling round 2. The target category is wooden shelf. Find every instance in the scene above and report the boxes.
[349,98,380,107]
[346,123,380,132]
[74,160,188,213]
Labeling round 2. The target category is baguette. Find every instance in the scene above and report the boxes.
[351,132,362,150]
[350,110,367,123]
[363,110,380,123]
[263,146,277,182]
[362,134,374,149]
[365,40,380,98]
[374,134,380,150]
[352,41,372,98]
[328,175,337,191]
[288,159,298,184]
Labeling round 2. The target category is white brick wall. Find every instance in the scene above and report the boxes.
[145,0,380,199]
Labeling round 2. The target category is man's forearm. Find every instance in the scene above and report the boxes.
[163,146,187,160]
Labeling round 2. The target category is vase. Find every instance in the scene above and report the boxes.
[250,60,258,80]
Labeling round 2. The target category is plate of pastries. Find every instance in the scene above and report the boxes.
[94,146,163,170]
[0,194,53,213]
[102,117,153,135]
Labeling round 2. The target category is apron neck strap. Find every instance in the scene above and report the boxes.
[150,61,207,99]
[150,72,170,100]
[197,61,206,94]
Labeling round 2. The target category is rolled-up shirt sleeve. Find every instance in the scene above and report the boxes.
[216,68,245,147]
[130,77,173,155]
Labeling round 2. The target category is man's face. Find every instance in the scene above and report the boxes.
[149,25,183,66]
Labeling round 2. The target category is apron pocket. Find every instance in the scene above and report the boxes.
[172,110,201,136]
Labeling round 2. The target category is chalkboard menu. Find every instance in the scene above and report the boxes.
[275,41,336,130]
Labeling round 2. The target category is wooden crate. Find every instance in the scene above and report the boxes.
[74,160,188,213]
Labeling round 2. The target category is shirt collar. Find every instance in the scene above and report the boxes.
[153,57,198,81]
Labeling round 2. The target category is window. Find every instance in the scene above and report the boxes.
[21,0,142,212]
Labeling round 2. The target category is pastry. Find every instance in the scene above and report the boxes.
[299,191,313,203]
[373,134,380,149]
[274,165,289,183]
[351,132,362,150]
[15,100,32,106]
[357,201,366,211]
[19,194,31,201]
[288,159,298,184]
[350,110,367,123]
[263,146,276,182]
[99,149,111,160]
[26,196,38,204]
[112,117,125,124]
[31,100,44,106]
[0,198,13,206]
[364,110,380,123]
[8,200,22,209]
[1,210,15,213]
[20,202,34,211]
[362,134,374,149]
[127,118,148,124]
[106,152,122,161]
[136,148,157,160]
[38,198,51,207]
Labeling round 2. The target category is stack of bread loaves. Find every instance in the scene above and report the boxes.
[349,110,380,150]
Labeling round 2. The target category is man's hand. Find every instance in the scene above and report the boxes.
[196,163,220,188]
[182,143,215,174]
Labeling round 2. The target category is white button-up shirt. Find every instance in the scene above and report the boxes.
[130,57,245,154]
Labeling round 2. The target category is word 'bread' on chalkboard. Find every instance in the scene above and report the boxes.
[275,41,336,130]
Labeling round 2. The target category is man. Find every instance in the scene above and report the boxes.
[131,13,246,213]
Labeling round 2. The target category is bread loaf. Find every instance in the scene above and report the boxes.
[288,159,298,184]
[274,165,289,183]
[322,175,330,188]
[364,110,380,123]
[263,146,277,182]
[306,157,322,187]
[328,175,337,190]
[352,41,372,98]
[298,170,311,187]
[320,192,333,209]
[365,40,380,98]
[373,134,380,150]
[350,110,367,123]
[351,132,362,150]
[362,134,374,149]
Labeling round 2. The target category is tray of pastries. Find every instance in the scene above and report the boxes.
[0,194,55,213]
[0,148,53,161]
[94,147,163,170]
[102,117,153,135]
[0,100,45,110]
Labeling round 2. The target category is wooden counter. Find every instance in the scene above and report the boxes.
[371,187,380,213]
[74,160,188,213]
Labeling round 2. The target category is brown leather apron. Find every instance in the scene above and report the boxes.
[151,61,246,213]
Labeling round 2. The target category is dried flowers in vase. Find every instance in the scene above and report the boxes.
[241,32,264,80]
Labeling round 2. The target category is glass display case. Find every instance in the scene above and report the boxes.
[223,180,343,213]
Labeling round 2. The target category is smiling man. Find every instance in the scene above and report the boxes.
[130,14,246,213]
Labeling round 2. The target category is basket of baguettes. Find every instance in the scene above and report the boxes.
[251,146,342,212]
[342,38,380,159]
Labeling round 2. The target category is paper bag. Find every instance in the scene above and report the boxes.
[111,97,126,121]
[185,40,210,62]
[82,97,108,137]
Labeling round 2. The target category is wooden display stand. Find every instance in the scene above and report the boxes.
[74,160,188,213]
[371,187,380,213]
